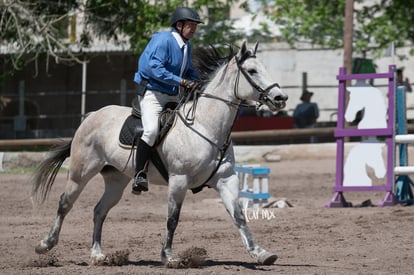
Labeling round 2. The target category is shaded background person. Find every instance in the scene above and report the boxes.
[293,90,319,129]
[397,68,412,92]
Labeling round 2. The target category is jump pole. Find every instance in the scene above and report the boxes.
[325,65,396,207]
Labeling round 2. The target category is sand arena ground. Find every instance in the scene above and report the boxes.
[0,144,413,274]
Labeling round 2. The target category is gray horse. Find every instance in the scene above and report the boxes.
[31,41,288,266]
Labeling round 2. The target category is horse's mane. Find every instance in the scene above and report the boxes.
[192,44,236,84]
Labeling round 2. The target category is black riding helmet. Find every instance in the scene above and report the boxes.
[170,7,204,27]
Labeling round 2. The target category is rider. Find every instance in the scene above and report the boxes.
[131,7,203,194]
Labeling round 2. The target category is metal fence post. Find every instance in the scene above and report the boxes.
[120,79,126,106]
[14,80,26,132]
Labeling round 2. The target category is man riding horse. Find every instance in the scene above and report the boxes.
[132,7,203,194]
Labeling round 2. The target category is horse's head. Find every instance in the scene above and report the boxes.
[345,88,364,123]
[235,41,288,111]
[346,86,388,129]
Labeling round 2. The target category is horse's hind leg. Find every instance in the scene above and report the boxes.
[35,154,103,254]
[90,167,129,264]
[215,173,277,265]
[35,177,90,254]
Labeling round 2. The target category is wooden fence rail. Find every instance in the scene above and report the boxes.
[1,124,414,150]
[0,138,71,150]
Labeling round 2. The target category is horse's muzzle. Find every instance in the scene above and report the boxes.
[262,96,286,111]
[268,94,288,111]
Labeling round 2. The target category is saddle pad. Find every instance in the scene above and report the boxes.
[119,115,143,149]
[118,113,209,194]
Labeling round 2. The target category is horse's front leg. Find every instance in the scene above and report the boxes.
[216,173,277,265]
[161,178,187,266]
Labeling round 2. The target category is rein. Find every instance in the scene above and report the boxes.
[176,51,276,188]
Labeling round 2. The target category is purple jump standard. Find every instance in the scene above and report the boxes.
[325,65,397,207]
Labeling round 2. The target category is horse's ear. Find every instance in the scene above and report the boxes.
[240,40,247,56]
[253,41,259,55]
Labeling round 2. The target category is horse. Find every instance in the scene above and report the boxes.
[31,41,288,266]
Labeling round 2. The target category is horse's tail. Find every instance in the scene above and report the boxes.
[31,140,72,206]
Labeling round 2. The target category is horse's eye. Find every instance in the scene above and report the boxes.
[247,69,257,75]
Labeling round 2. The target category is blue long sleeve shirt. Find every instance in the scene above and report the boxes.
[133,30,200,95]
[293,102,319,128]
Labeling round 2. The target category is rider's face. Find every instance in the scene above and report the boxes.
[177,21,198,40]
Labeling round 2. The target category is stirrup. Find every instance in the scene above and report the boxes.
[132,173,148,193]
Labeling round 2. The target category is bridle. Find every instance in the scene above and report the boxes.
[234,49,280,110]
[179,45,284,139]
[185,48,280,113]
[175,45,282,189]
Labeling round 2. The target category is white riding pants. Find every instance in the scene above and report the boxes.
[139,90,178,147]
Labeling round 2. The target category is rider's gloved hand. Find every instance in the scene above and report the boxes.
[180,79,199,90]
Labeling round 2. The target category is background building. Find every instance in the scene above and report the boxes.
[1,1,413,138]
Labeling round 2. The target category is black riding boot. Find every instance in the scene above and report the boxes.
[132,139,152,194]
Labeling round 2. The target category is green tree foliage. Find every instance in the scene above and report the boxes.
[83,0,181,53]
[268,0,414,57]
[1,0,242,76]
[0,0,80,75]
[84,0,243,53]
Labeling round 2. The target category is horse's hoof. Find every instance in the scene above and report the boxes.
[161,253,176,268]
[257,251,278,265]
[91,255,107,265]
[35,240,50,254]
[165,258,180,268]
[35,245,48,254]
[160,249,172,265]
